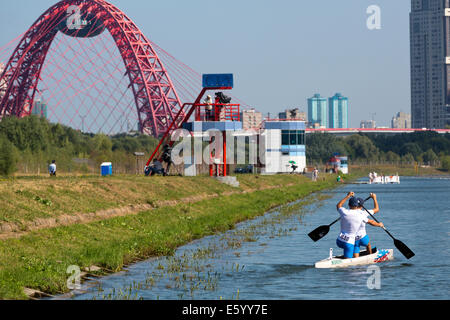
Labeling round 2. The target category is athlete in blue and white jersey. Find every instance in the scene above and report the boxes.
[336,192,384,259]
[354,193,379,257]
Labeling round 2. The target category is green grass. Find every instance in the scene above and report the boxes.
[0,173,357,299]
[0,175,253,225]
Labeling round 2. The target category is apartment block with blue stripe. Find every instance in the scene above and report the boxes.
[308,94,328,128]
[328,93,348,128]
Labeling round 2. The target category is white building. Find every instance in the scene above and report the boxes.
[261,121,306,174]
[391,112,411,129]
[360,120,376,129]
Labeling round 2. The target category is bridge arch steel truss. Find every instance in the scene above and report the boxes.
[0,0,183,136]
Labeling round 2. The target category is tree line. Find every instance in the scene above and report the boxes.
[0,116,159,176]
[1,116,450,176]
[306,131,450,171]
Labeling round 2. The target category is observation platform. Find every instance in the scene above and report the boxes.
[183,103,242,132]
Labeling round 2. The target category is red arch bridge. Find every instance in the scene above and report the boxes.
[0,0,249,136]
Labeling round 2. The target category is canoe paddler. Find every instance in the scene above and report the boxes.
[336,192,385,259]
[354,193,379,257]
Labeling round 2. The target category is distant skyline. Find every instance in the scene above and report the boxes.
[0,0,411,127]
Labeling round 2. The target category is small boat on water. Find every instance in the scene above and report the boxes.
[369,172,400,184]
[315,247,394,269]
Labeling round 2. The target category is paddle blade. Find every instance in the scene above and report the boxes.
[394,239,415,259]
[308,225,330,242]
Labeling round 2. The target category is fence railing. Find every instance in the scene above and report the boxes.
[193,103,240,122]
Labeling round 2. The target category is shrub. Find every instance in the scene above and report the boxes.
[0,136,18,176]
[441,156,450,171]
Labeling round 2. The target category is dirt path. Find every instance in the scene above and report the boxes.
[0,184,292,240]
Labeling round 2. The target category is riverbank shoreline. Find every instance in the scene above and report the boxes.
[0,173,358,300]
[76,175,447,301]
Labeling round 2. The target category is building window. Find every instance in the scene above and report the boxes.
[282,131,289,145]
[281,130,305,146]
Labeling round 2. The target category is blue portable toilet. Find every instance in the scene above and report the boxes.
[101,162,112,176]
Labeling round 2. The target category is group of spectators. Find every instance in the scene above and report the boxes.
[203,92,232,122]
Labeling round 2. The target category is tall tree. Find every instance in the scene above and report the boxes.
[344,135,379,161]
[306,133,348,163]
[422,149,439,165]
[0,136,18,176]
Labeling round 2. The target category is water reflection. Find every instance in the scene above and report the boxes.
[68,177,449,300]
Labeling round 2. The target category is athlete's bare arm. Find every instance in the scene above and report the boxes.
[367,220,384,228]
[370,193,379,214]
[337,191,354,210]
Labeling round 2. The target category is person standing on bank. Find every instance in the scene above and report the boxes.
[313,168,319,181]
[204,95,213,121]
[335,192,385,259]
[49,160,56,176]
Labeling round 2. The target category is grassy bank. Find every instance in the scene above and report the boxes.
[0,173,357,299]
[0,174,322,228]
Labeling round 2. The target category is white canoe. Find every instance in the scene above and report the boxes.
[315,248,394,269]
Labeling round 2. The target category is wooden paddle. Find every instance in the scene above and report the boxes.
[308,196,371,242]
[360,203,415,259]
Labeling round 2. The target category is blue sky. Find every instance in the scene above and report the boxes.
[0,0,411,127]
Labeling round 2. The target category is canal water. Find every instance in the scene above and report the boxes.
[68,177,449,300]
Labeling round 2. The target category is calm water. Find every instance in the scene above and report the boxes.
[68,177,450,300]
